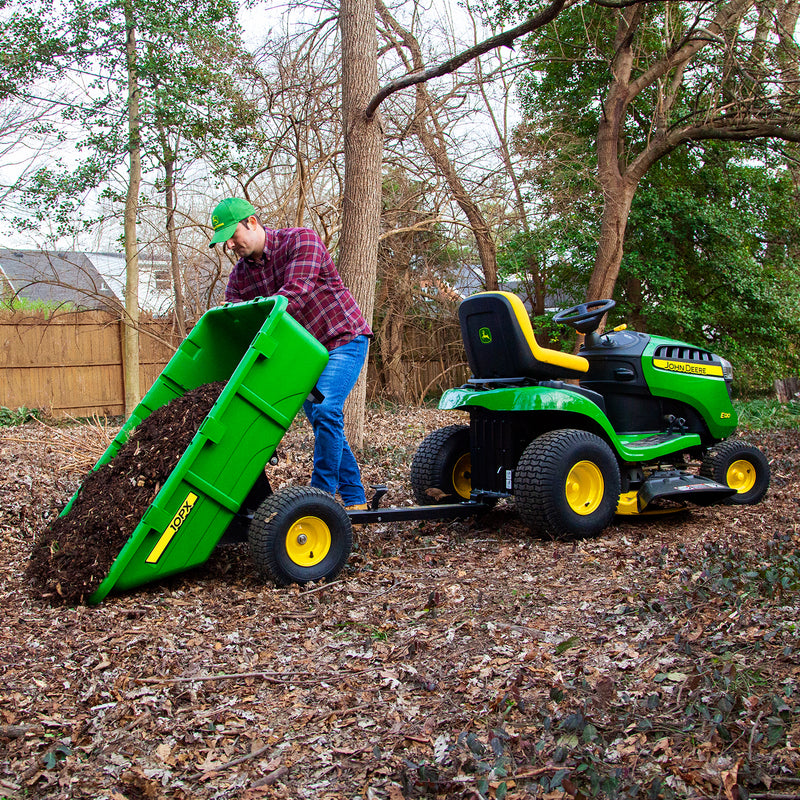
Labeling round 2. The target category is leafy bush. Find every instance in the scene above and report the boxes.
[0,297,76,316]
[0,406,41,427]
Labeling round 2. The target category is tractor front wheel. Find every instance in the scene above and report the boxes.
[514,429,621,538]
[700,440,770,505]
[410,425,472,504]
[249,486,353,586]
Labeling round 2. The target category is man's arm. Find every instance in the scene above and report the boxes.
[224,264,246,303]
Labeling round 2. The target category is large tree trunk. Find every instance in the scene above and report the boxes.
[587,174,637,301]
[338,0,383,449]
[585,5,641,304]
[122,2,141,418]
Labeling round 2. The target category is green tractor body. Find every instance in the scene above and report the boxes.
[414,291,769,538]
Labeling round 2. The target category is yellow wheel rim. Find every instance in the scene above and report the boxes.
[566,460,604,515]
[452,453,472,500]
[285,516,331,567]
[726,459,756,494]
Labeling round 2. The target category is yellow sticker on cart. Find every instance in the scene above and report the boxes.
[146,492,199,564]
[653,359,723,377]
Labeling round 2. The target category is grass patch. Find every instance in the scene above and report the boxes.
[734,397,800,430]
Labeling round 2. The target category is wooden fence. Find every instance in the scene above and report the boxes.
[1,310,470,418]
[1,311,181,417]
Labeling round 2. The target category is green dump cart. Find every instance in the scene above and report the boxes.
[72,296,329,603]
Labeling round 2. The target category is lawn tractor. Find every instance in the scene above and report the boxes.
[73,292,769,603]
[408,291,770,539]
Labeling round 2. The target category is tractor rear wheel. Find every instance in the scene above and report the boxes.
[700,440,770,505]
[514,429,620,538]
[410,425,472,504]
[249,486,352,586]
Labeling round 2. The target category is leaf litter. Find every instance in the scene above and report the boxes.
[0,406,798,799]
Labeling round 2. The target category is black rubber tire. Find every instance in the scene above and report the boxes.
[410,425,472,504]
[514,429,621,539]
[699,439,770,505]
[248,486,353,586]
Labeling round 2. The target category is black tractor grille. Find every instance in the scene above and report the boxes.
[654,345,714,363]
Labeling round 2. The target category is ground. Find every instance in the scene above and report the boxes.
[0,406,798,800]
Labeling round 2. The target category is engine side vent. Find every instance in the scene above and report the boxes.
[654,344,714,362]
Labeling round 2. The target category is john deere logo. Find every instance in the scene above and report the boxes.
[212,215,223,231]
[479,327,492,344]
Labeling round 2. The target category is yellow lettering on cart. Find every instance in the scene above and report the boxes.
[146,492,199,564]
[653,359,723,378]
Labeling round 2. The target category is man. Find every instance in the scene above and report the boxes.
[209,197,372,510]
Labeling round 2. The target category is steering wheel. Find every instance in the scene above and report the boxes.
[552,299,616,334]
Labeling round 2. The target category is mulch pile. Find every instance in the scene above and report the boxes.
[25,383,224,606]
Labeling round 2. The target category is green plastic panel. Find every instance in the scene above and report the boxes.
[438,385,702,462]
[80,296,328,603]
[642,335,737,440]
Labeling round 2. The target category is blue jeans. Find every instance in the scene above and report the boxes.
[302,335,369,505]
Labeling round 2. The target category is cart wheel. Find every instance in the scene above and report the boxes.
[514,429,621,538]
[410,425,472,504]
[249,486,353,586]
[699,440,770,505]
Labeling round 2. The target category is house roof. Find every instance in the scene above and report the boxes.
[0,249,120,310]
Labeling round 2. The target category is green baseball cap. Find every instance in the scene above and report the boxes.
[209,197,258,247]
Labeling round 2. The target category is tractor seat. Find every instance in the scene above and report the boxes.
[459,291,589,382]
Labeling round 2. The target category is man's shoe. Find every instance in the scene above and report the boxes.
[345,503,368,511]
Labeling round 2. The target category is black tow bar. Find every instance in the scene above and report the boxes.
[345,485,492,525]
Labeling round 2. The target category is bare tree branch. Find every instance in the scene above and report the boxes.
[365,0,566,119]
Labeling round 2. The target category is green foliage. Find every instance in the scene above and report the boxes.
[2,0,261,234]
[496,226,594,308]
[0,296,76,315]
[734,398,800,430]
[618,144,800,392]
[0,405,41,426]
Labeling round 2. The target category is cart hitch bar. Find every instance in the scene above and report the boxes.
[345,485,492,525]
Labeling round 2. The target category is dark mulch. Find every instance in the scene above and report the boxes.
[25,382,225,606]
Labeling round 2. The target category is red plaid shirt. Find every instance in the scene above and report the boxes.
[225,227,372,350]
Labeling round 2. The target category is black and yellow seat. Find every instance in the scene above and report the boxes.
[459,291,590,383]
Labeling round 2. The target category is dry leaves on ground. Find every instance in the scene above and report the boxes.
[0,406,798,800]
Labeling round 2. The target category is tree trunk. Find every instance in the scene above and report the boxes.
[375,0,499,289]
[586,174,637,301]
[123,2,141,418]
[586,5,641,303]
[163,154,186,338]
[338,0,382,449]
[413,110,499,289]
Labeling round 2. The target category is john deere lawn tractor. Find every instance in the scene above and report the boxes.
[410,291,770,538]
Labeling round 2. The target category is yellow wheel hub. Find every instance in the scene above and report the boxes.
[285,516,331,566]
[726,459,756,494]
[566,460,604,515]
[452,453,472,500]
